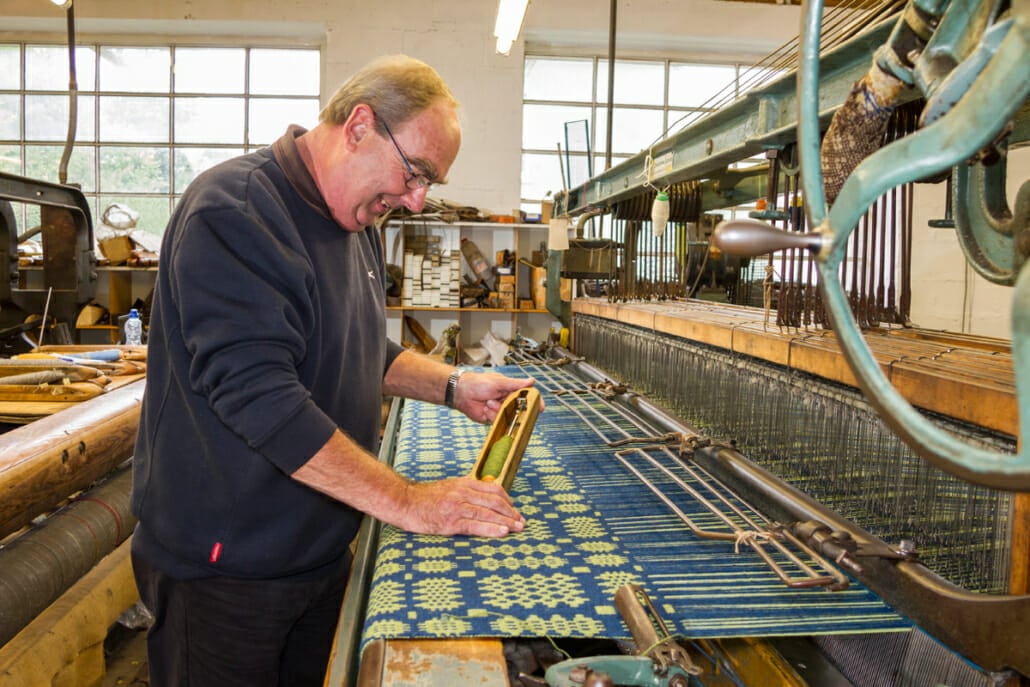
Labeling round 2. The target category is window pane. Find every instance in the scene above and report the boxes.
[100,96,169,142]
[667,109,703,137]
[521,152,565,201]
[594,154,631,175]
[0,45,19,89]
[596,60,664,106]
[0,145,20,174]
[98,195,171,235]
[594,107,607,154]
[26,94,96,142]
[26,144,96,191]
[249,49,319,96]
[0,94,19,139]
[25,206,42,235]
[669,64,737,108]
[26,45,96,91]
[522,104,591,150]
[175,97,245,144]
[100,146,170,193]
[610,108,664,156]
[175,147,243,193]
[564,152,592,190]
[100,47,170,92]
[523,57,593,102]
[739,65,787,95]
[25,145,62,182]
[174,47,245,93]
[248,98,318,145]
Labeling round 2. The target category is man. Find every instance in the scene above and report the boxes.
[130,54,533,687]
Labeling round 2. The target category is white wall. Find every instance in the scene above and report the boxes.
[1,0,1021,340]
[908,148,1027,337]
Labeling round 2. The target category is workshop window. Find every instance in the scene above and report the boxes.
[520,56,747,213]
[0,43,320,237]
[521,55,752,286]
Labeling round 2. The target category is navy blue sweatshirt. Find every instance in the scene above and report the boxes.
[131,126,403,579]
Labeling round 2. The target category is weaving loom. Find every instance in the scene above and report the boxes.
[368,364,913,637]
[337,360,919,687]
[331,344,1023,686]
[325,0,1029,682]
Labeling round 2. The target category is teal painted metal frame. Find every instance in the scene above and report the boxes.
[800,0,1030,489]
[557,0,1030,490]
[323,396,402,687]
[553,19,903,217]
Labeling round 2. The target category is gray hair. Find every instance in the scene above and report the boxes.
[319,54,460,134]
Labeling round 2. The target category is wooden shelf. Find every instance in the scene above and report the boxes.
[387,306,549,314]
[388,220,546,230]
[383,219,551,350]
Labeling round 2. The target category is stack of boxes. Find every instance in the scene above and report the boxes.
[398,228,541,310]
[401,233,460,308]
[497,274,515,310]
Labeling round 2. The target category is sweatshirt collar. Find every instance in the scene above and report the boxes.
[272,124,333,221]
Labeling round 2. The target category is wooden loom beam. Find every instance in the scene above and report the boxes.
[0,380,144,540]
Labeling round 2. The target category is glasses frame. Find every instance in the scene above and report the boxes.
[376,114,434,191]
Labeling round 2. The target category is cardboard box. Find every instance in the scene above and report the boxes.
[530,265,547,309]
[99,236,132,266]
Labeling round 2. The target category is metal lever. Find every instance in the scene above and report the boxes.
[614,584,701,679]
[544,585,701,687]
[711,218,825,258]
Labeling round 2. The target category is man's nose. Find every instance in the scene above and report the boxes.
[400,185,429,214]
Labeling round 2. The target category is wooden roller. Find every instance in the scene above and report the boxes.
[470,387,542,492]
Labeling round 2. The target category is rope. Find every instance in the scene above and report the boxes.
[734,530,771,554]
[762,262,780,330]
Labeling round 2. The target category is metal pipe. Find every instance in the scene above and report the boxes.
[574,207,602,239]
[604,0,616,171]
[58,3,77,186]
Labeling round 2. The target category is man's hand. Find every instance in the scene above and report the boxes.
[454,371,537,424]
[399,475,526,537]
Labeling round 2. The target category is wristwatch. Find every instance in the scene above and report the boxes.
[444,368,466,409]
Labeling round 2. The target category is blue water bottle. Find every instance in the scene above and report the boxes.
[124,308,143,345]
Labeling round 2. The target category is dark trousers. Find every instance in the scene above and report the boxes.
[132,548,352,687]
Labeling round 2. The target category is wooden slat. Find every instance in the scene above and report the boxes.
[355,639,507,687]
[0,538,138,687]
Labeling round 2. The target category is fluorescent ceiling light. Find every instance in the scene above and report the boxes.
[50,0,72,7]
[494,0,529,56]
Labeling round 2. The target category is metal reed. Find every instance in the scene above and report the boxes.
[572,314,1014,594]
[812,629,1001,687]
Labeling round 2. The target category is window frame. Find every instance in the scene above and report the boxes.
[0,40,321,236]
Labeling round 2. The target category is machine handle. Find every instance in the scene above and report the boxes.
[711,219,824,257]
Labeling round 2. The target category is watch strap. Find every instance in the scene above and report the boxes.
[444,368,465,408]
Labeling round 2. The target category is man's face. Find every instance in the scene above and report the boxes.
[329,100,461,231]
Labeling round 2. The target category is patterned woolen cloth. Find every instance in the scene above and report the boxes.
[360,370,909,651]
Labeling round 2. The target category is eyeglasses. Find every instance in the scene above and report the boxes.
[376,114,435,191]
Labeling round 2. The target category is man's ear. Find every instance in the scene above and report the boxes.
[344,104,375,148]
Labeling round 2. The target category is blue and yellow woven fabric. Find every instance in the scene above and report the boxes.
[360,366,909,651]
